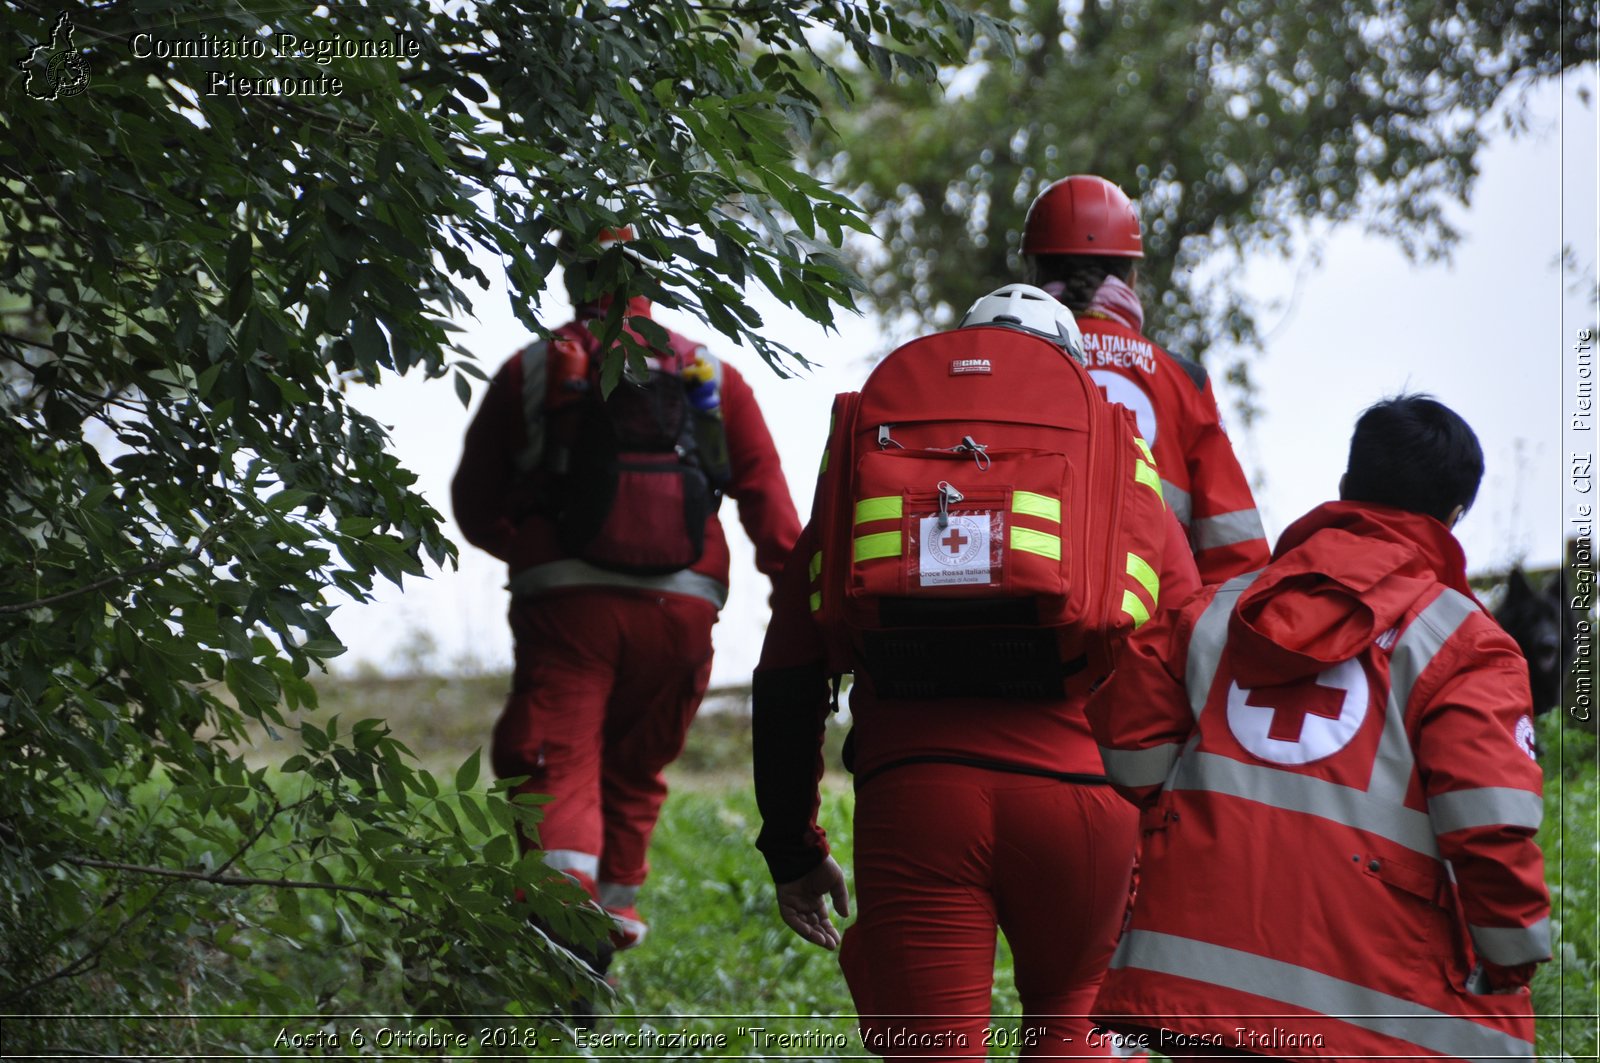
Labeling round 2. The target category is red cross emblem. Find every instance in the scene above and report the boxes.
[1224,658,1369,766]
[1245,681,1349,742]
[942,527,969,555]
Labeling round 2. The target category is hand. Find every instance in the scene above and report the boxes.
[775,856,850,950]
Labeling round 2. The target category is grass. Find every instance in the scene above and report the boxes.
[279,676,1595,1059]
[1534,714,1600,1060]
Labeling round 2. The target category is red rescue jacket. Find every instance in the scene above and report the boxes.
[1087,501,1549,1061]
[452,299,800,606]
[1077,310,1269,584]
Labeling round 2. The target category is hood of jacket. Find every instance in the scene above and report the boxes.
[1227,501,1478,688]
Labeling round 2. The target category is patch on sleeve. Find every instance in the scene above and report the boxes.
[1515,715,1538,761]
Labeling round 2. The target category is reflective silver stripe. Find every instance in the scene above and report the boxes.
[1100,743,1182,788]
[543,849,598,880]
[1162,479,1192,528]
[1430,788,1545,833]
[1184,572,1262,721]
[1469,918,1552,965]
[516,340,549,473]
[1111,929,1534,1060]
[609,910,648,941]
[1370,589,1477,803]
[1192,508,1266,550]
[508,560,729,610]
[598,881,640,909]
[1170,752,1440,857]
[1178,585,1475,859]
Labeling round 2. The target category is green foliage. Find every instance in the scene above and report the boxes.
[29,677,1586,1057]
[1534,713,1600,1060]
[815,0,1593,377]
[0,0,983,1046]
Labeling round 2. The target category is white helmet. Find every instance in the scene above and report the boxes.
[959,283,1085,363]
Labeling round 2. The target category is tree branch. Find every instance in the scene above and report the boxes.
[62,856,393,899]
[0,329,55,354]
[0,528,220,615]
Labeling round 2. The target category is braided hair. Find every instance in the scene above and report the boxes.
[1027,255,1136,314]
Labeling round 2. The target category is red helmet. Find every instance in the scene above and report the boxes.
[1021,175,1143,258]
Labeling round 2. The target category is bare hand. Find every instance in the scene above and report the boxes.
[774,856,851,950]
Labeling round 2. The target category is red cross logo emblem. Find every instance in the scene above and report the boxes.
[918,513,988,585]
[1224,658,1368,765]
[1246,682,1348,743]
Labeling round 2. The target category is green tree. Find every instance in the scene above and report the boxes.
[816,0,1594,385]
[0,0,993,1052]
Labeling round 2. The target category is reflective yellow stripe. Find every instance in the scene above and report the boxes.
[1135,458,1163,501]
[854,496,902,525]
[820,449,829,474]
[1010,526,1061,561]
[809,591,822,612]
[1122,589,1152,628]
[1126,552,1159,610]
[853,531,901,562]
[808,551,822,582]
[1134,436,1154,464]
[1012,491,1061,523]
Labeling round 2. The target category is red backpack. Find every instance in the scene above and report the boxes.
[805,324,1169,699]
[517,324,732,576]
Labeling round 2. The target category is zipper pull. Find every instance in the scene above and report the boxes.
[937,480,964,529]
[959,435,991,471]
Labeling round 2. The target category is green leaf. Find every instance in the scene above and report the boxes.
[457,792,491,837]
[351,313,389,365]
[454,751,481,794]
[224,659,280,713]
[226,229,252,284]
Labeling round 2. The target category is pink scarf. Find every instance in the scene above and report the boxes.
[1044,274,1145,333]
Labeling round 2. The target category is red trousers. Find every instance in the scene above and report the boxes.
[490,590,716,895]
[840,765,1138,1060]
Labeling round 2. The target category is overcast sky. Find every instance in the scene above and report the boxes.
[329,74,1599,686]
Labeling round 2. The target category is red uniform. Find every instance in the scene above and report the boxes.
[454,299,799,921]
[754,510,1202,1058]
[1086,501,1549,1061]
[1073,305,1269,584]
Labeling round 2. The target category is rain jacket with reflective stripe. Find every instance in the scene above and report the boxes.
[1076,312,1268,585]
[452,298,800,607]
[1086,501,1549,1062]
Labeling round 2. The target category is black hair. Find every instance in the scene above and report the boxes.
[1026,254,1136,313]
[1340,393,1483,524]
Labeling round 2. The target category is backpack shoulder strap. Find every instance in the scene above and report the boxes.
[515,339,549,473]
[811,390,861,674]
[514,326,596,473]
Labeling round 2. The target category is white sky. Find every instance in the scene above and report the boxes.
[330,75,1599,683]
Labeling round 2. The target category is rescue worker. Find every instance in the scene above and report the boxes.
[754,287,1203,1059]
[1086,394,1550,1061]
[1023,175,1269,583]
[453,227,801,971]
